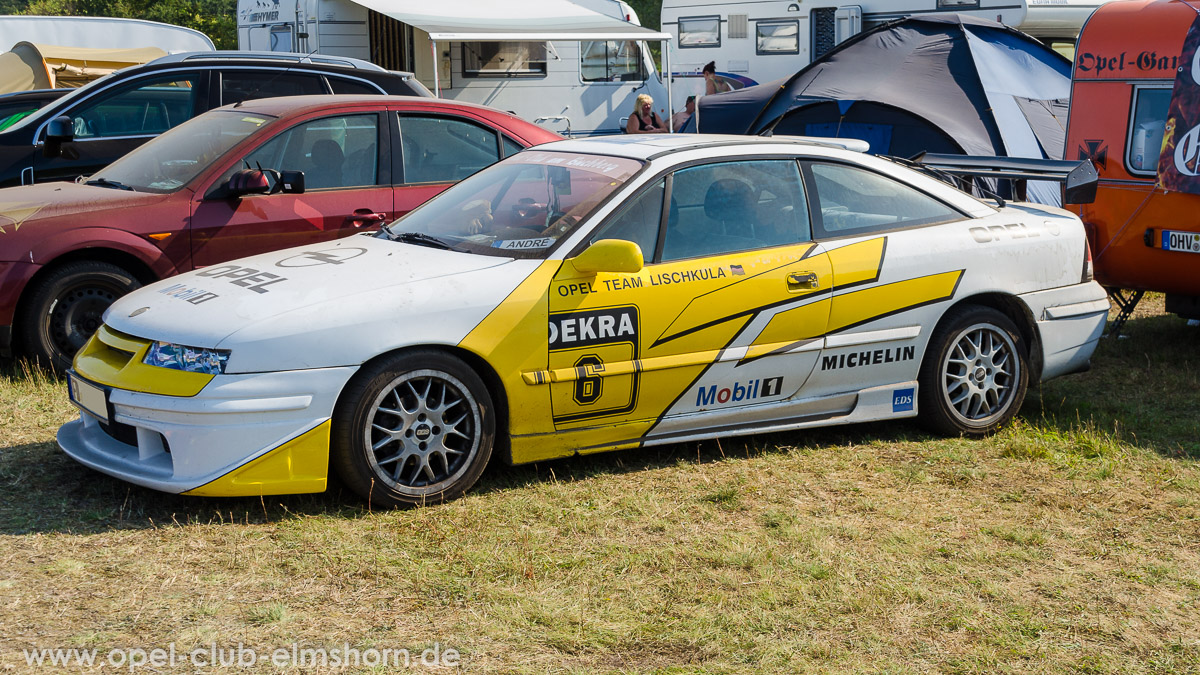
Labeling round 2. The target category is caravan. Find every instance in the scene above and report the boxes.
[661,0,1116,100]
[237,0,672,136]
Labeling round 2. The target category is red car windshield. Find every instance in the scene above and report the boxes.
[381,150,643,258]
[89,111,277,193]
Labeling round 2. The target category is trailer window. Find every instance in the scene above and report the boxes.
[757,20,799,55]
[937,0,980,8]
[462,42,547,77]
[1126,86,1172,176]
[679,16,720,48]
[581,41,647,82]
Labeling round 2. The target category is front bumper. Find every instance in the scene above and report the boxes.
[58,345,357,496]
[1019,281,1110,381]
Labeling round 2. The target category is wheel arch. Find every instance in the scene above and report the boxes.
[13,248,160,351]
[933,292,1043,382]
[339,343,513,465]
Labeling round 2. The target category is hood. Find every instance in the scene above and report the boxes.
[0,181,171,248]
[105,234,544,371]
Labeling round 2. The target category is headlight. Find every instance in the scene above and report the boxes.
[143,341,230,375]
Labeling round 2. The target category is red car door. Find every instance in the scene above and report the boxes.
[189,109,392,267]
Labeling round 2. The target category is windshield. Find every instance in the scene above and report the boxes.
[90,110,276,193]
[380,150,643,258]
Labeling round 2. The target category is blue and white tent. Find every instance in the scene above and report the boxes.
[692,15,1071,205]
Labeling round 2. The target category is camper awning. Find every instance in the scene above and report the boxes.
[347,0,671,41]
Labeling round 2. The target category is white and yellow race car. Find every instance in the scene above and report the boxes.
[58,135,1110,507]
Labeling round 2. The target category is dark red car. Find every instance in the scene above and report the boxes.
[0,95,561,370]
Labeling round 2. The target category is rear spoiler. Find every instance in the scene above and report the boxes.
[907,153,1098,205]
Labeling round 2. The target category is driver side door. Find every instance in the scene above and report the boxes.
[545,158,833,440]
[189,110,393,267]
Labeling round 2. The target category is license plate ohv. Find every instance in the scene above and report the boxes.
[1163,230,1200,254]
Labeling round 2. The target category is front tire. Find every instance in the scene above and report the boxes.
[918,306,1029,437]
[20,261,141,372]
[331,350,495,507]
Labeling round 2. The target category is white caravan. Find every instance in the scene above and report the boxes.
[0,15,214,53]
[237,0,673,136]
[661,0,1115,100]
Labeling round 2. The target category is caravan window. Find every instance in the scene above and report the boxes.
[756,20,799,55]
[678,16,720,48]
[462,42,547,77]
[937,0,980,7]
[581,41,647,82]
[1126,86,1172,176]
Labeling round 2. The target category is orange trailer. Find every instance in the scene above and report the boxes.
[1066,0,1200,325]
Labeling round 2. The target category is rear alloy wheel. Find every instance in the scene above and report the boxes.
[20,261,141,372]
[331,351,495,507]
[918,306,1029,437]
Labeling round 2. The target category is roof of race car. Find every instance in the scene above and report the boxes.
[533,134,870,161]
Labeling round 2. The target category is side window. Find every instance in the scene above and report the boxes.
[1127,86,1172,175]
[661,160,809,262]
[757,21,799,55]
[808,162,960,237]
[589,179,664,258]
[399,115,500,184]
[327,77,383,95]
[581,41,647,82]
[462,42,547,77]
[215,114,380,191]
[68,75,199,139]
[502,136,523,158]
[679,16,721,48]
[220,72,327,106]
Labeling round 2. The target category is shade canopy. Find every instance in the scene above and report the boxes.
[348,0,670,41]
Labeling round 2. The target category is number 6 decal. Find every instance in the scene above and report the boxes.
[573,355,605,405]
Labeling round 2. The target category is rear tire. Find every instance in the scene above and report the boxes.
[918,306,1029,437]
[20,261,140,372]
[330,350,495,507]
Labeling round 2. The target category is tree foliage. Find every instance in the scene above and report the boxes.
[4,0,236,49]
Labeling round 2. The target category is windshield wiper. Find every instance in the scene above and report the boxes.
[85,177,134,191]
[386,230,460,251]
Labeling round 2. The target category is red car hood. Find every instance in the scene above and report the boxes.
[0,182,176,254]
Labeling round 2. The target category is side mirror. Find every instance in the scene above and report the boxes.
[226,169,306,198]
[570,239,644,275]
[42,115,74,158]
[227,169,271,197]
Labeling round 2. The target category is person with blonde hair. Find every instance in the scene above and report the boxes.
[626,93,666,134]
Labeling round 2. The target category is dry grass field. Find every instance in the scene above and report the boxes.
[0,295,1196,673]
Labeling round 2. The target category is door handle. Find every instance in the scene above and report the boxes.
[787,271,820,291]
[345,209,387,228]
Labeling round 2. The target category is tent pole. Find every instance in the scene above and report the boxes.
[664,38,672,132]
[431,40,440,97]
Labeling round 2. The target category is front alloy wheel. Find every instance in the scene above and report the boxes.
[332,351,495,507]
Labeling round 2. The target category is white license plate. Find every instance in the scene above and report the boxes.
[1162,230,1200,254]
[68,374,109,424]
